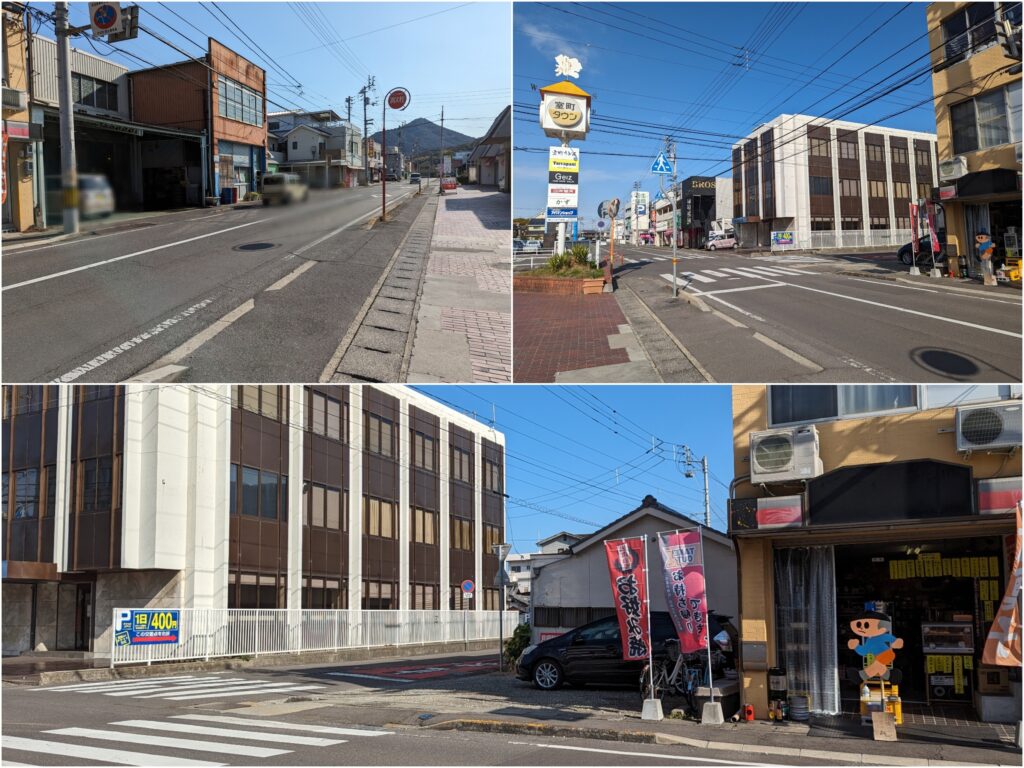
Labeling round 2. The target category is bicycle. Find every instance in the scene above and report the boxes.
[639,639,705,716]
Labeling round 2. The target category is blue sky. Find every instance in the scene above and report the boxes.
[513,2,940,223]
[59,2,509,138]
[415,385,735,554]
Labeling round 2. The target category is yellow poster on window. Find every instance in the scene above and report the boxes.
[984,600,995,621]
[960,557,971,576]
[971,557,981,578]
[954,655,964,694]
[981,580,990,601]
[980,557,990,577]
[953,559,962,577]
[945,655,953,673]
[916,559,924,577]
[988,555,999,577]
[889,560,899,580]
[964,655,973,670]
[942,559,951,576]
[926,655,935,673]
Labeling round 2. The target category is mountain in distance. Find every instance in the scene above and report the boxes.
[370,117,477,156]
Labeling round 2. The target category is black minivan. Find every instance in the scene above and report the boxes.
[516,611,734,690]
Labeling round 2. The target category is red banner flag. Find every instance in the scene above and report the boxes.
[657,530,709,654]
[604,537,651,661]
[983,503,1022,667]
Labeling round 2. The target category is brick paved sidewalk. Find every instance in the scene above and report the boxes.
[513,292,659,382]
[407,185,511,383]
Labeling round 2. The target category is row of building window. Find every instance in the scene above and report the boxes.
[1,461,114,521]
[809,137,923,166]
[950,81,1021,155]
[310,391,345,441]
[217,75,264,127]
[810,216,911,232]
[229,464,288,521]
[811,177,916,199]
[73,73,119,113]
[233,385,287,421]
[941,3,1018,65]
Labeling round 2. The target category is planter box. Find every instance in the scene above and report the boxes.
[514,275,606,296]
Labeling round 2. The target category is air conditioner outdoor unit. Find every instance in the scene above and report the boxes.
[938,156,968,182]
[955,402,1023,452]
[749,425,824,484]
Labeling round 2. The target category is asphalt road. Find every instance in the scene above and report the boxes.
[0,654,845,766]
[2,181,428,383]
[613,244,1022,383]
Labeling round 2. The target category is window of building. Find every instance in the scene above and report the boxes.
[450,516,473,550]
[450,586,471,610]
[259,470,279,520]
[1,472,7,521]
[942,3,998,64]
[72,73,118,112]
[917,182,932,200]
[483,588,500,610]
[310,391,344,441]
[841,216,862,231]
[915,148,931,167]
[363,496,395,539]
[234,386,286,422]
[44,465,56,518]
[893,181,910,199]
[891,146,908,165]
[362,580,395,609]
[8,386,44,416]
[483,459,501,493]
[809,176,832,196]
[240,466,259,517]
[413,507,437,544]
[769,385,917,426]
[452,447,472,483]
[365,413,394,457]
[951,82,1021,153]
[870,216,889,230]
[922,384,1020,409]
[838,178,860,197]
[838,141,858,160]
[412,583,437,609]
[413,432,435,471]
[14,468,39,519]
[869,180,887,198]
[1004,2,1023,26]
[866,143,885,163]
[483,523,502,553]
[217,76,264,127]
[80,457,113,513]
[306,483,344,530]
[809,136,831,157]
[810,216,834,231]
[894,216,911,230]
[231,573,281,609]
[303,577,344,610]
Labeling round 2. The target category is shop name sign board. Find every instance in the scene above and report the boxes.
[547,147,580,221]
[546,207,578,221]
[538,81,591,141]
[604,538,651,660]
[549,171,579,185]
[772,231,795,246]
[547,185,579,208]
[548,147,579,173]
[113,609,180,646]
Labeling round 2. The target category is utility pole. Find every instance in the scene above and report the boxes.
[676,446,711,528]
[55,2,79,235]
[345,95,353,124]
[632,180,642,246]
[702,455,710,528]
[661,136,679,297]
[438,105,445,195]
[360,76,375,185]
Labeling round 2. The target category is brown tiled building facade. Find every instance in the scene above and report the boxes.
[2,385,505,655]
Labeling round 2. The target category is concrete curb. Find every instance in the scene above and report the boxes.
[618,284,715,382]
[426,718,1014,767]
[5,639,495,688]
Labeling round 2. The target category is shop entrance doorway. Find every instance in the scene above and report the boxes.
[834,536,1004,709]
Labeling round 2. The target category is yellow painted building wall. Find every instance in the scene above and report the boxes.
[3,9,35,232]
[925,2,1022,261]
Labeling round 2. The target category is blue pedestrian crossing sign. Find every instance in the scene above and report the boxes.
[651,152,673,175]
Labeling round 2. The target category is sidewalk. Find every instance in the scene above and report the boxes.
[407,185,511,382]
[512,291,660,382]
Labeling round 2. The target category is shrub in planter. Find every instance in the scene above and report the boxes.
[567,244,592,266]
[547,253,571,272]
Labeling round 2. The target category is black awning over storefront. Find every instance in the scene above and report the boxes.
[807,459,975,526]
[954,168,1021,199]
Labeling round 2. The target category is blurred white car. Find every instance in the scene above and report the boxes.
[45,174,115,220]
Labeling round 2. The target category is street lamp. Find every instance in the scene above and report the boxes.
[493,542,512,671]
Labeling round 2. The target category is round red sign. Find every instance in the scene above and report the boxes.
[386,88,410,111]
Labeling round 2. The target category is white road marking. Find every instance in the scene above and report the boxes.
[785,281,1023,338]
[507,741,771,765]
[44,727,289,758]
[3,220,265,292]
[162,683,326,700]
[751,332,823,371]
[703,283,785,296]
[704,295,767,322]
[265,260,317,291]
[702,269,730,277]
[112,679,266,697]
[113,719,342,746]
[845,276,1023,305]
[53,298,216,383]
[682,271,715,284]
[37,675,206,691]
[660,274,697,292]
[327,671,413,683]
[721,267,775,279]
[173,714,394,737]
[745,266,805,276]
[0,736,223,766]
[3,224,173,255]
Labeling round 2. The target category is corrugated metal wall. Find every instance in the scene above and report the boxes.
[31,36,129,118]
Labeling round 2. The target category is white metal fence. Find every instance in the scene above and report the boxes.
[110,608,520,667]
[513,249,556,271]
[771,229,911,251]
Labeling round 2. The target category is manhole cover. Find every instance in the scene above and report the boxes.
[234,242,277,251]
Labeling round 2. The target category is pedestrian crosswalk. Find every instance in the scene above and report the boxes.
[2,713,393,766]
[33,673,327,702]
[624,251,719,262]
[656,263,819,290]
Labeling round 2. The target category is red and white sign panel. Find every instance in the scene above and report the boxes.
[657,530,708,654]
[386,88,410,111]
[604,538,650,661]
[982,503,1021,667]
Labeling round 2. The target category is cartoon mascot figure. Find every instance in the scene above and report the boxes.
[976,228,998,286]
[848,610,903,681]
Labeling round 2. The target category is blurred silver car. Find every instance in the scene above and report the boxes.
[45,174,115,220]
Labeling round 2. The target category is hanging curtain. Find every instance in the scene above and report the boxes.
[964,204,991,278]
[774,546,840,715]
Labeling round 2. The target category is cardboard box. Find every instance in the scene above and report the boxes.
[977,666,1010,694]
